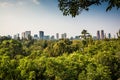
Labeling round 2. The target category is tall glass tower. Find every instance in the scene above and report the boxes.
[101,30,104,40]
[39,31,44,40]
[97,30,100,40]
[56,33,59,40]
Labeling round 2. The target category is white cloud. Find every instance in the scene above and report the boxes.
[0,0,40,8]
[32,0,40,5]
[0,2,14,7]
[17,1,24,5]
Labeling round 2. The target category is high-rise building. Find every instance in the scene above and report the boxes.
[44,35,50,40]
[101,30,104,39]
[34,34,39,39]
[75,36,80,40]
[61,33,67,39]
[56,33,59,40]
[21,32,25,39]
[51,35,55,40]
[97,30,100,40]
[39,31,44,40]
[61,34,64,39]
[14,33,20,40]
[108,33,111,39]
[25,31,31,39]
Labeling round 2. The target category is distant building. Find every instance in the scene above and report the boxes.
[14,33,20,40]
[25,31,31,40]
[34,34,39,39]
[75,36,80,40]
[93,36,97,40]
[97,30,100,40]
[21,32,25,39]
[101,30,104,39]
[39,31,44,40]
[56,33,59,40]
[22,31,31,40]
[105,33,106,39]
[44,35,50,40]
[7,35,12,39]
[108,33,111,39]
[51,35,55,40]
[61,33,67,39]
[70,37,74,40]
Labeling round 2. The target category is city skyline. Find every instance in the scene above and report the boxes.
[0,0,120,38]
[11,29,114,40]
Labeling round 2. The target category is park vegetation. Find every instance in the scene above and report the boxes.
[0,30,120,80]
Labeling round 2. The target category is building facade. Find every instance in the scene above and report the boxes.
[61,33,67,39]
[97,30,100,40]
[34,34,39,39]
[101,30,104,40]
[39,31,44,40]
[14,33,20,40]
[25,31,31,40]
[21,32,25,39]
[22,31,31,40]
[108,33,111,39]
[56,33,59,40]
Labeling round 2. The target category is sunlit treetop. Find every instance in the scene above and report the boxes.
[58,0,120,17]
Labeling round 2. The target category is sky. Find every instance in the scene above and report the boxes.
[0,0,120,38]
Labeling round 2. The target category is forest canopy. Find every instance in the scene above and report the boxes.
[58,0,120,17]
[0,36,120,80]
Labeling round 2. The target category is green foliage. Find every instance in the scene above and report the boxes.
[58,0,120,17]
[0,39,23,58]
[0,36,11,43]
[0,38,120,80]
[44,39,83,57]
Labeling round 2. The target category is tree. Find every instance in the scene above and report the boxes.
[81,29,89,40]
[0,40,23,58]
[58,0,120,17]
[0,36,11,43]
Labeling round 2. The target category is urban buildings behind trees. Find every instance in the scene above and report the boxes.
[14,33,20,40]
[101,30,104,40]
[21,31,31,40]
[97,30,100,40]
[56,33,59,40]
[61,33,67,39]
[39,31,44,40]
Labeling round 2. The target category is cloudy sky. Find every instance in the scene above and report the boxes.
[0,0,120,38]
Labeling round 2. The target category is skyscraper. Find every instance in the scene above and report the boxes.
[51,35,55,40]
[39,31,44,40]
[64,33,67,39]
[34,34,39,39]
[61,33,67,39]
[14,33,20,40]
[97,30,100,40]
[44,35,50,40]
[101,30,104,39]
[25,31,31,40]
[21,32,25,39]
[56,33,59,40]
[108,33,111,39]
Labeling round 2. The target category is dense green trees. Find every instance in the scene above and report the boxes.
[0,38,120,80]
[0,39,23,58]
[58,0,120,17]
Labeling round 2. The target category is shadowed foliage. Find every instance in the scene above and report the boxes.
[58,0,120,17]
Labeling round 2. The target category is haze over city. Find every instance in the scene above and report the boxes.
[0,0,120,38]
